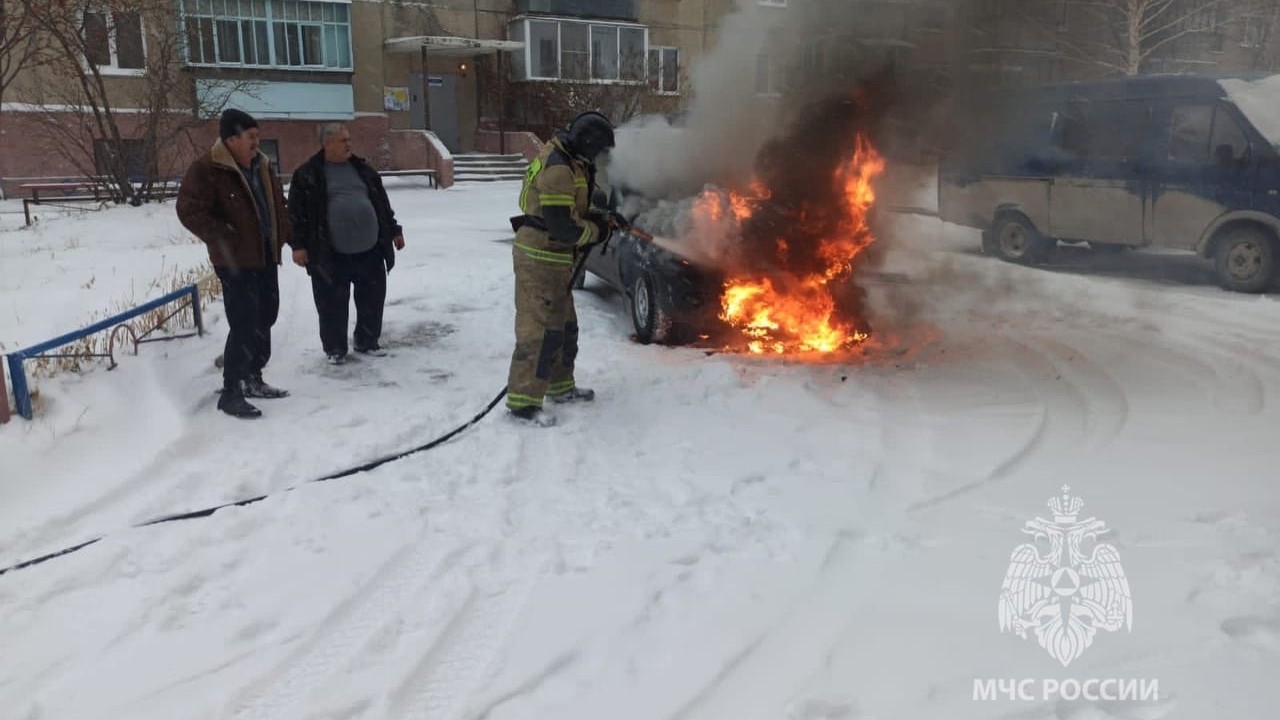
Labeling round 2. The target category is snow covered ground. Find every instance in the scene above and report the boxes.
[1,173,1277,720]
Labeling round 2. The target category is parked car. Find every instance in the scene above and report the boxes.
[939,73,1280,292]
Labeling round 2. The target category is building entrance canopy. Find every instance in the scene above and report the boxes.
[384,36,525,58]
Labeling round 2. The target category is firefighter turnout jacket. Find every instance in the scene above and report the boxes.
[505,134,603,413]
[511,136,605,264]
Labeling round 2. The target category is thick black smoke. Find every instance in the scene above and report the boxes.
[740,75,895,279]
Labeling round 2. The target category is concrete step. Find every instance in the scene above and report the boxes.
[454,167,526,175]
[454,173,525,182]
[452,153,527,183]
[450,162,528,171]
[453,154,525,165]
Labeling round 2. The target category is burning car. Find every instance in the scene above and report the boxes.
[582,93,887,355]
[577,191,724,346]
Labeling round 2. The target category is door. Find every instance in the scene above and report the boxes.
[428,74,461,153]
[1149,102,1251,250]
[408,73,460,152]
[1048,99,1150,246]
[409,72,426,130]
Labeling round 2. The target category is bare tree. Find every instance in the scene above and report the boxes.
[0,0,45,130]
[18,0,255,203]
[1240,1,1280,70]
[1023,0,1276,76]
[19,0,144,202]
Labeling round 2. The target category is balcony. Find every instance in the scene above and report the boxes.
[516,0,638,22]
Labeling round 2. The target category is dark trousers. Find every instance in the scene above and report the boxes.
[215,264,279,390]
[310,248,387,355]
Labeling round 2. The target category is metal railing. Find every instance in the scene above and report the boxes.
[2,284,203,421]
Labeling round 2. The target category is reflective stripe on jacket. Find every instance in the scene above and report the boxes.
[514,136,599,263]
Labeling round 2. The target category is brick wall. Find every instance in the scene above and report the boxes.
[475,130,543,161]
[386,130,455,187]
[0,111,392,197]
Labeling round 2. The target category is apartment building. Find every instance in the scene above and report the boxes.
[0,0,731,192]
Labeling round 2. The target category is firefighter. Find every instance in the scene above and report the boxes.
[506,111,616,426]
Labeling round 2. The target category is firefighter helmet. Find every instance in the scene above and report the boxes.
[566,111,615,161]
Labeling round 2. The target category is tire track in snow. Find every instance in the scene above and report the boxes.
[7,427,204,561]
[908,335,1115,513]
[1034,334,1130,448]
[386,572,535,720]
[228,539,464,720]
[666,633,769,720]
[863,374,935,501]
[1140,330,1266,415]
[642,531,897,719]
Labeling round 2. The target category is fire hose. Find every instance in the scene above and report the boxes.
[0,216,653,580]
[0,387,509,578]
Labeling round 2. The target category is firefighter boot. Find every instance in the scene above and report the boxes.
[509,406,557,427]
[548,387,595,404]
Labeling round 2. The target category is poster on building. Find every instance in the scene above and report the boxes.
[384,87,410,112]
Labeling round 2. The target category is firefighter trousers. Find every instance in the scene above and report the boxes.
[506,237,580,410]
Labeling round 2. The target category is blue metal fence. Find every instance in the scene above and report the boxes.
[3,284,203,420]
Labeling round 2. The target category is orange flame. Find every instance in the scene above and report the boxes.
[716,134,884,355]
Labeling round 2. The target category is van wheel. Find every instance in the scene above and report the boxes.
[990,214,1053,265]
[1214,227,1276,293]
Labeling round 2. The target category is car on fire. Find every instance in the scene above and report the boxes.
[576,194,723,345]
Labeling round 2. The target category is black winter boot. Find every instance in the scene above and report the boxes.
[218,387,262,419]
[508,406,556,427]
[243,374,289,399]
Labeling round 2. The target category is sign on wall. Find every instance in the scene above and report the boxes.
[384,87,410,112]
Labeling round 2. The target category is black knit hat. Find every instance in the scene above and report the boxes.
[219,109,258,140]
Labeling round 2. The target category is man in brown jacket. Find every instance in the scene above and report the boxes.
[177,109,292,419]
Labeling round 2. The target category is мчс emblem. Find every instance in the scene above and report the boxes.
[998,486,1133,667]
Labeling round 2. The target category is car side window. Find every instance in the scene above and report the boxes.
[1210,107,1250,165]
[1168,105,1213,163]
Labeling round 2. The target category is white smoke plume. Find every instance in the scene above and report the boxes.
[604,0,931,269]
[607,1,786,201]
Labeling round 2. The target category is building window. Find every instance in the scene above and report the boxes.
[561,22,589,80]
[647,46,679,94]
[510,17,648,83]
[1185,3,1224,51]
[84,10,146,73]
[94,138,151,179]
[592,25,619,80]
[755,52,782,95]
[1242,15,1268,48]
[182,0,352,70]
[259,139,281,170]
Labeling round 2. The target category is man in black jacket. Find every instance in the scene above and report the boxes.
[288,123,405,364]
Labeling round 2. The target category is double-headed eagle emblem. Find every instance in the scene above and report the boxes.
[998,486,1133,667]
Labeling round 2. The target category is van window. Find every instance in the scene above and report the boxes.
[1168,105,1213,163]
[1090,100,1149,160]
[1057,101,1091,158]
[1210,108,1249,164]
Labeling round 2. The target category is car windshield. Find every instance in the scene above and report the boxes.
[1220,75,1280,152]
